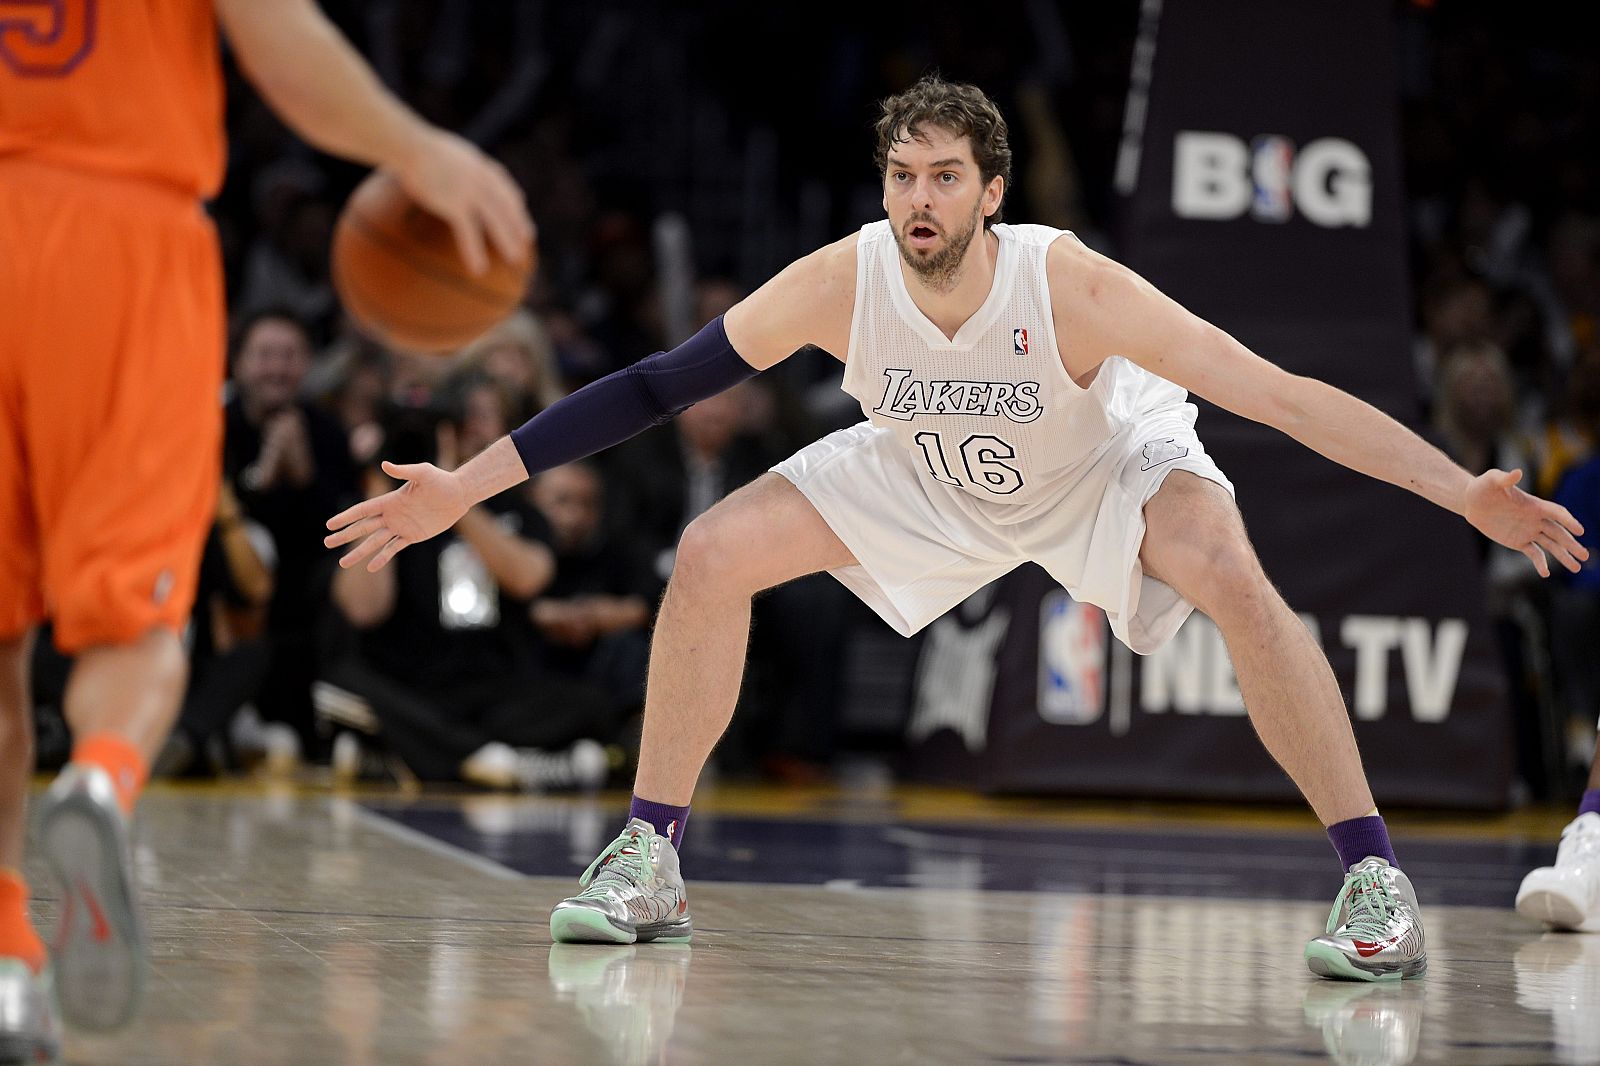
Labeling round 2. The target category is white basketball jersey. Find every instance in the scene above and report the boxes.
[840,219,1186,523]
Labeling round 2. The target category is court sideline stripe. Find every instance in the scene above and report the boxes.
[347,801,526,881]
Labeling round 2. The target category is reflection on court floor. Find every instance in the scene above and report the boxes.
[364,799,1556,907]
[30,784,1599,1066]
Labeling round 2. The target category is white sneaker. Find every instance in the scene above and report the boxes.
[1516,812,1600,932]
[514,740,609,792]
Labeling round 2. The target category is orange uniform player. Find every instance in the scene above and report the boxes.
[0,0,532,1053]
[0,0,227,652]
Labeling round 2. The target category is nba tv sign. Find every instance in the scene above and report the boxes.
[1172,132,1372,228]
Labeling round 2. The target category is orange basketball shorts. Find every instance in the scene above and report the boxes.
[0,158,223,652]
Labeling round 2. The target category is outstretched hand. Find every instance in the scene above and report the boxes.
[1464,469,1588,578]
[325,461,470,572]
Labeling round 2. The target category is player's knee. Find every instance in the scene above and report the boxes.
[1191,537,1271,622]
[672,512,754,596]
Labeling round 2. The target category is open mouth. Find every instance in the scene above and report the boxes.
[908,223,939,248]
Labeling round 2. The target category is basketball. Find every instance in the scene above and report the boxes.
[331,170,534,354]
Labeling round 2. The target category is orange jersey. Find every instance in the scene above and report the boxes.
[0,0,224,198]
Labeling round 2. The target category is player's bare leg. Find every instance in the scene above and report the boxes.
[0,629,61,1062]
[1140,473,1372,826]
[61,628,187,765]
[35,626,188,1032]
[1141,472,1424,980]
[0,633,34,876]
[632,474,858,805]
[553,474,856,944]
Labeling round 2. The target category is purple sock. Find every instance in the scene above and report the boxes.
[1327,814,1398,872]
[629,796,690,848]
[1579,788,1600,818]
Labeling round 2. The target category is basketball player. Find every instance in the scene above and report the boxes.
[0,1,530,1055]
[326,76,1587,981]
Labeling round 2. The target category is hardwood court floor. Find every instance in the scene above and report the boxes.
[21,780,1599,1066]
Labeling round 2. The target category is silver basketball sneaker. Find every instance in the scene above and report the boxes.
[34,764,147,1031]
[550,819,692,945]
[0,959,60,1065]
[1305,858,1427,981]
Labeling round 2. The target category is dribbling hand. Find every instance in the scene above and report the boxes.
[395,128,534,276]
[1463,468,1588,578]
[324,461,470,571]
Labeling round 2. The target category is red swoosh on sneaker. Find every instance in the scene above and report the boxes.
[77,880,112,944]
[1352,935,1400,958]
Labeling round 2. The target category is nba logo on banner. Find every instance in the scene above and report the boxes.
[1037,592,1108,725]
[1013,328,1028,356]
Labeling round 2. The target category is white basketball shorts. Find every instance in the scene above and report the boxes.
[771,406,1234,654]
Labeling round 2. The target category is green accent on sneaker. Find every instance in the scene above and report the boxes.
[551,907,635,945]
[1332,864,1400,940]
[578,824,656,890]
[1304,940,1403,983]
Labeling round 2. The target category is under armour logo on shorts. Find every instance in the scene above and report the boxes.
[1140,438,1190,471]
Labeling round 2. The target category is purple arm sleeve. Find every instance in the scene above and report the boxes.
[509,315,758,476]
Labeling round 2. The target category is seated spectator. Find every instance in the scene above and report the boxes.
[322,375,617,789]
[529,462,658,724]
[156,482,276,777]
[1549,349,1600,777]
[602,386,848,782]
[1433,340,1524,477]
[456,309,567,424]
[225,308,360,761]
[236,163,338,340]
[326,346,394,470]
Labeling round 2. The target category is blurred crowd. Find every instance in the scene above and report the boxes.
[25,2,1600,798]
[1400,3,1600,796]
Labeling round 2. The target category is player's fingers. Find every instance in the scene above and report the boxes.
[447,210,487,276]
[479,192,529,268]
[1499,468,1524,489]
[1544,517,1589,560]
[366,535,408,573]
[483,160,533,242]
[381,460,432,482]
[1536,532,1582,574]
[340,528,391,570]
[324,515,384,549]
[327,496,382,531]
[1544,503,1585,538]
[1521,542,1550,579]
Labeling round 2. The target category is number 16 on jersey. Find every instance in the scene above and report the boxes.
[913,431,1025,495]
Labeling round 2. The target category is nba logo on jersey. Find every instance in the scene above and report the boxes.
[1013,328,1029,356]
[1037,592,1108,725]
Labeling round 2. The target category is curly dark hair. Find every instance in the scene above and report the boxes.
[874,74,1012,228]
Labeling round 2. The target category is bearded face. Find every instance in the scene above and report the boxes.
[882,125,1000,294]
[891,198,984,292]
